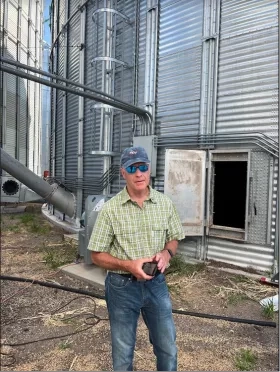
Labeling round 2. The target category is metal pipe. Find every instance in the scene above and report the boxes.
[200,0,211,135]
[144,0,152,135]
[0,148,76,217]
[211,0,221,133]
[156,133,279,154]
[1,0,8,154]
[160,141,276,157]
[0,64,151,120]
[76,6,86,220]
[0,57,152,120]
[153,3,159,135]
[61,1,69,181]
[161,136,278,155]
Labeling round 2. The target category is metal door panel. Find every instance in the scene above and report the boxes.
[164,149,206,236]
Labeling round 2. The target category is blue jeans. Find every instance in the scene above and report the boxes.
[105,272,177,371]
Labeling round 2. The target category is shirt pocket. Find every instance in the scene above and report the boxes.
[151,223,168,250]
[113,228,143,254]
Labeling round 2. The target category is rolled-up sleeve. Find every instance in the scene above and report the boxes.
[166,202,185,242]
[87,208,114,252]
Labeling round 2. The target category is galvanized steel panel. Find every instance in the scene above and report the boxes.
[7,1,18,37]
[207,238,274,272]
[155,0,204,189]
[216,0,279,140]
[65,2,80,180]
[179,238,199,259]
[1,0,43,173]
[159,0,203,55]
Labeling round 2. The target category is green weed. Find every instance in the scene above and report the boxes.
[19,213,35,224]
[227,292,248,305]
[235,349,257,371]
[29,222,50,234]
[166,254,206,276]
[58,340,71,350]
[261,299,275,319]
[231,275,250,283]
[42,242,77,269]
[8,225,20,233]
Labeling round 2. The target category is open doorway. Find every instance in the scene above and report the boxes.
[213,161,247,228]
[208,151,250,241]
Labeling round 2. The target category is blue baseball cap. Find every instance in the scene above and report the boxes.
[121,146,150,168]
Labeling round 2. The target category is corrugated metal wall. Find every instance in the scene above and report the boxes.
[215,0,278,139]
[207,0,278,271]
[154,0,204,190]
[0,0,43,175]
[65,0,80,181]
[50,0,278,271]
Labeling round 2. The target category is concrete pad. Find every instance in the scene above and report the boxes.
[61,262,106,289]
[1,205,26,214]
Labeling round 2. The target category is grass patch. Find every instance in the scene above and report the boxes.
[19,213,35,224]
[227,292,248,305]
[231,275,250,283]
[29,222,50,234]
[166,254,206,276]
[42,242,77,269]
[235,349,257,371]
[8,225,20,233]
[58,341,72,350]
[261,299,275,319]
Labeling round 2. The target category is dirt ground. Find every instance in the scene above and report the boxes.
[1,204,279,371]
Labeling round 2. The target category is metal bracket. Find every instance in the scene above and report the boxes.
[202,33,218,42]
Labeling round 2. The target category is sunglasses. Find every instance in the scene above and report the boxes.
[125,164,149,174]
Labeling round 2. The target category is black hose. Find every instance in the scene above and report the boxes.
[172,309,276,327]
[0,275,105,300]
[1,275,277,328]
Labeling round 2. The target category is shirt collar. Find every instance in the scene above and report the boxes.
[120,186,158,204]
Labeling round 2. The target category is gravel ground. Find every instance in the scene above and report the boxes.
[1,204,278,371]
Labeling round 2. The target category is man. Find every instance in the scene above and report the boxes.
[88,146,185,371]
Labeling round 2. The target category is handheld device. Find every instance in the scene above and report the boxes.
[142,262,158,276]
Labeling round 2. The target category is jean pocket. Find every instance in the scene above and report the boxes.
[153,273,166,285]
[108,273,130,289]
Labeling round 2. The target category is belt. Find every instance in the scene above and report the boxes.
[115,270,161,282]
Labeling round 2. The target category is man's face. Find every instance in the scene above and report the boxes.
[121,162,151,193]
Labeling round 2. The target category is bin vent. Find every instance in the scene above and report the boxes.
[2,179,20,195]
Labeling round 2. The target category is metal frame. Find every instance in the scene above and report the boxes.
[206,149,251,241]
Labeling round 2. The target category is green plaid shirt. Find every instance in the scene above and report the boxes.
[88,186,185,272]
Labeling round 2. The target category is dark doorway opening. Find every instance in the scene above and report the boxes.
[213,161,247,229]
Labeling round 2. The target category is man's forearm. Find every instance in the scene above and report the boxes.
[163,240,178,257]
[91,251,131,271]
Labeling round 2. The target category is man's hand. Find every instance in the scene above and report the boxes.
[125,257,155,280]
[153,250,171,273]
